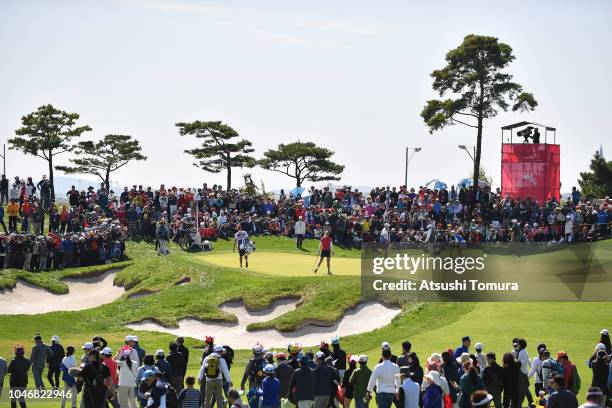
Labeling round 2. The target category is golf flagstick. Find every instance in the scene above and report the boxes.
[311,247,321,272]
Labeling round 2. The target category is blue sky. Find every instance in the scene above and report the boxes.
[1,0,610,192]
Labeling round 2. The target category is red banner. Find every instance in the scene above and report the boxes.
[501,143,560,203]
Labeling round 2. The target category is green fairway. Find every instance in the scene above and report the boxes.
[0,236,611,406]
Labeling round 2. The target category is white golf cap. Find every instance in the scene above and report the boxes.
[358,355,368,363]
[155,349,165,356]
[51,335,60,343]
[381,341,390,350]
[82,342,94,350]
[315,351,325,359]
[125,335,135,341]
[213,345,224,352]
[601,329,609,335]
[475,342,483,350]
[102,347,112,355]
[596,343,606,351]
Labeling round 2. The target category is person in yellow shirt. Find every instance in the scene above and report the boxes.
[7,198,19,232]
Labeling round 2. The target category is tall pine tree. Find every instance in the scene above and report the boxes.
[177,121,255,190]
[578,151,612,198]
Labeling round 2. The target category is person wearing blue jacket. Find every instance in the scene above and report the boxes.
[61,236,74,268]
[453,336,471,359]
[260,364,281,408]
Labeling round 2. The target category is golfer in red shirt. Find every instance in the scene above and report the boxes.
[314,231,333,275]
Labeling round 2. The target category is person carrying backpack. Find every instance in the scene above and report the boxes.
[48,335,66,390]
[557,352,580,395]
[330,336,347,382]
[78,349,112,408]
[242,343,267,391]
[198,345,232,408]
[141,369,167,408]
[156,219,170,256]
[540,350,561,394]
[528,343,547,396]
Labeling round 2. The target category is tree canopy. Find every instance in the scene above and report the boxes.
[56,134,146,190]
[176,121,255,190]
[421,34,537,188]
[259,141,344,187]
[9,104,92,198]
[577,151,612,198]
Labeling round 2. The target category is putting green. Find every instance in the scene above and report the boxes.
[199,251,362,276]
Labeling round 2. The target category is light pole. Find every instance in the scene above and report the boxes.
[0,144,5,175]
[458,144,475,162]
[404,147,422,187]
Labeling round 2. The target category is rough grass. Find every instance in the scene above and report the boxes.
[0,236,610,406]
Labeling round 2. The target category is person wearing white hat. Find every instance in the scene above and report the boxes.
[132,336,146,364]
[154,349,172,383]
[342,355,358,408]
[100,347,120,407]
[116,346,138,408]
[48,335,65,390]
[471,390,493,407]
[379,342,398,364]
[422,371,443,408]
[367,347,400,408]
[599,329,611,354]
[295,216,306,249]
[510,219,521,257]
[474,343,487,370]
[348,355,371,408]
[198,344,232,408]
[80,342,94,364]
[124,336,140,367]
[313,351,334,408]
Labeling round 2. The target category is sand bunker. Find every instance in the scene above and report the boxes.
[127,299,401,348]
[0,269,125,315]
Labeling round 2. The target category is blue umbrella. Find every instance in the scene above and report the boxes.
[290,187,305,197]
[424,179,448,190]
[457,178,490,188]
[457,178,473,188]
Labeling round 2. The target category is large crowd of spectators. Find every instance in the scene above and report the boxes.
[1,174,610,268]
[0,175,127,270]
[1,329,610,408]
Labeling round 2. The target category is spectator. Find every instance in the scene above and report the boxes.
[29,334,52,390]
[546,374,578,408]
[367,347,399,408]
